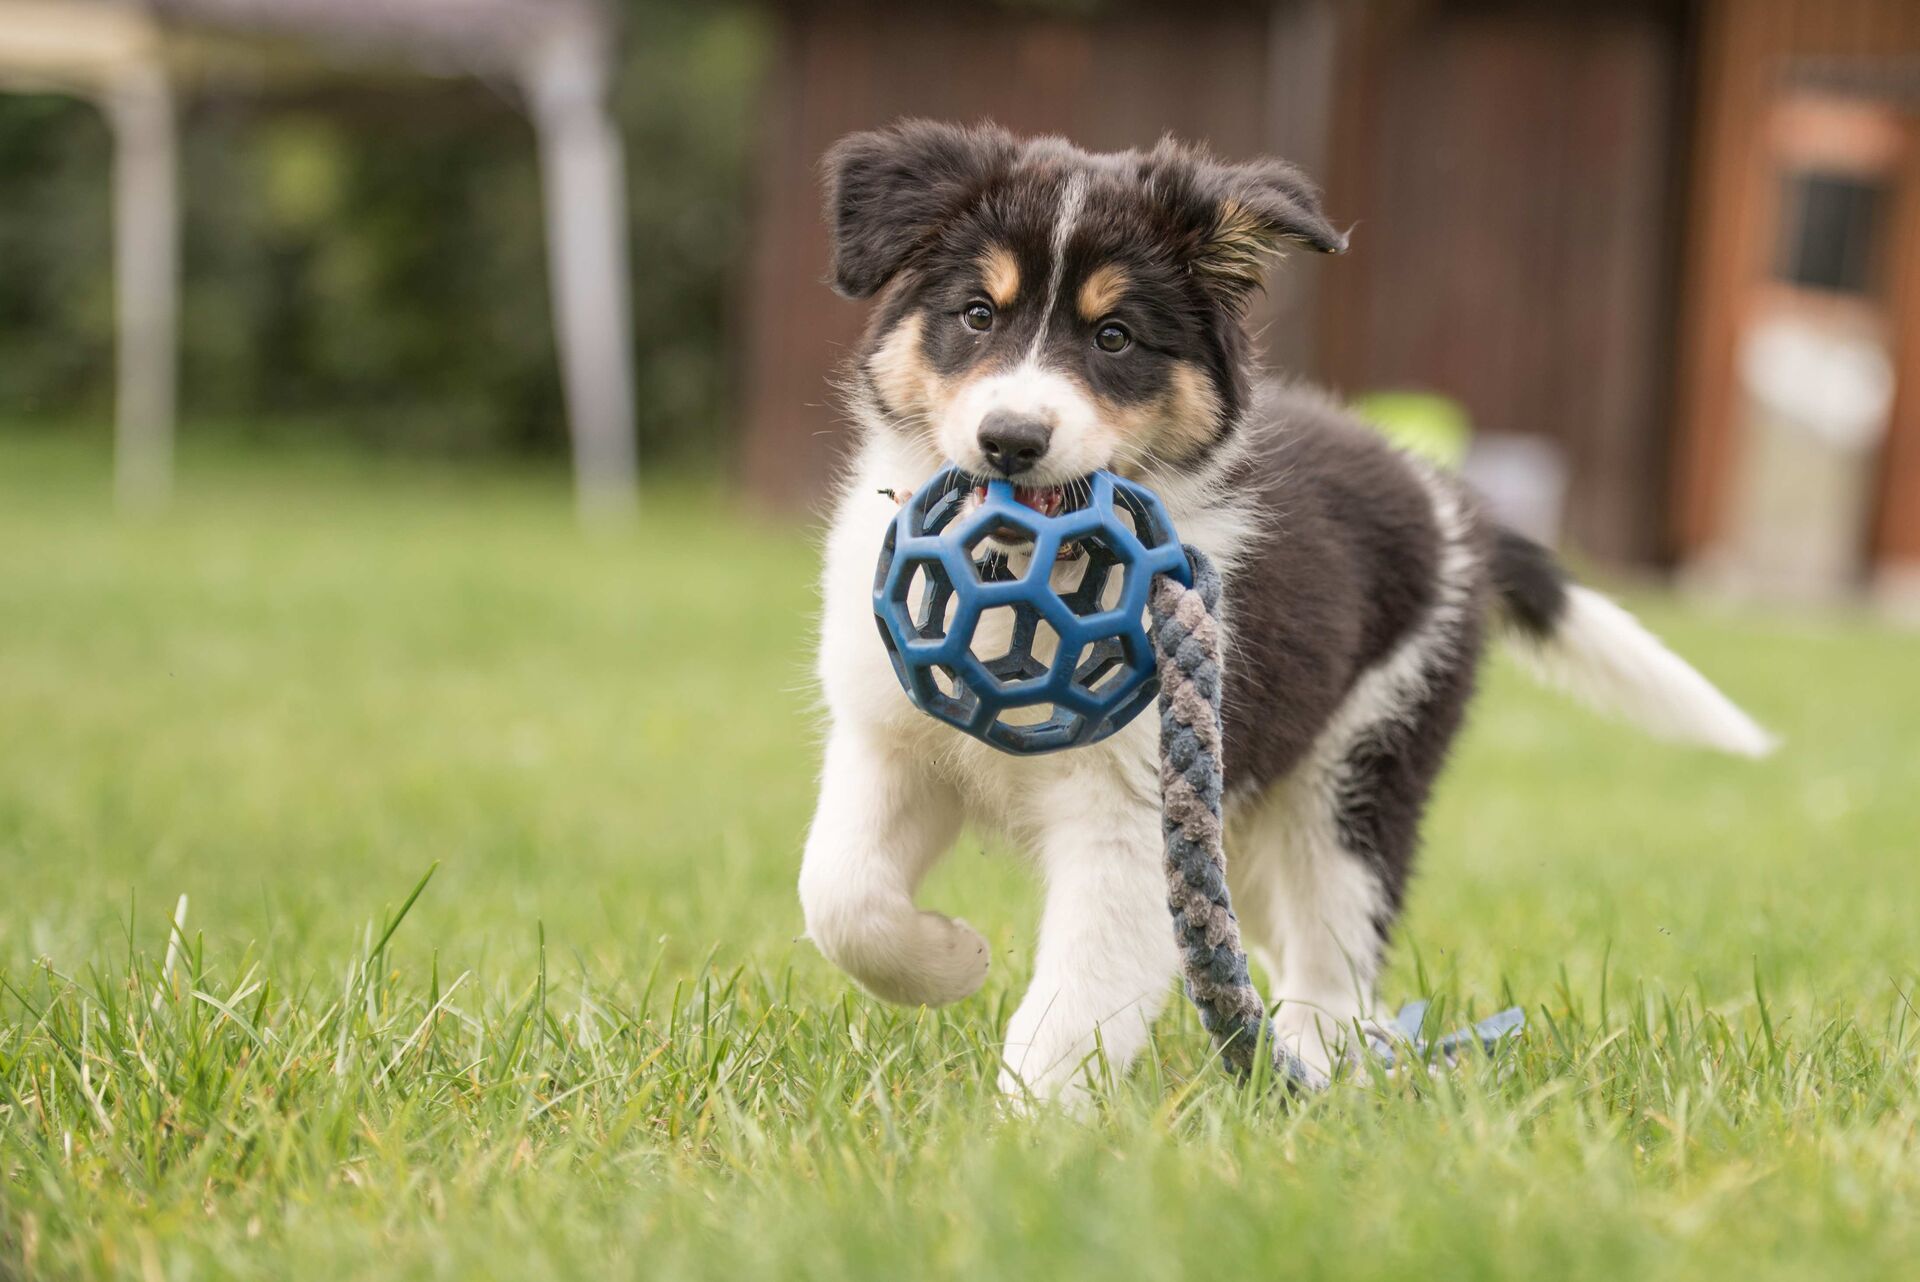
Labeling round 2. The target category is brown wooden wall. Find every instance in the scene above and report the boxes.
[1320,0,1690,565]
[739,0,1296,510]
[1671,0,1920,570]
[740,0,1698,568]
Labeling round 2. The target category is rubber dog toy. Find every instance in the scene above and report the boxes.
[873,466,1190,754]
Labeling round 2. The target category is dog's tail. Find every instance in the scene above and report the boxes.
[1489,527,1776,757]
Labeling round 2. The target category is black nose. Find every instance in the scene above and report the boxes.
[977,411,1052,477]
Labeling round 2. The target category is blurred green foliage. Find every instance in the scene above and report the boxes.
[0,1,769,461]
[0,95,115,416]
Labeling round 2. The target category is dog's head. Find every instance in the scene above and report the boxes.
[825,121,1344,501]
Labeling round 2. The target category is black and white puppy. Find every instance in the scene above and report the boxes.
[799,121,1771,1105]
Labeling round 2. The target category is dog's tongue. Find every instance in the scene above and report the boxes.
[975,483,1064,516]
[1016,485,1066,516]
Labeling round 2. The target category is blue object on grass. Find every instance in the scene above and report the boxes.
[874,466,1191,755]
[1365,1001,1527,1069]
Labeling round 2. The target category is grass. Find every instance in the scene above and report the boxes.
[2,426,1918,1281]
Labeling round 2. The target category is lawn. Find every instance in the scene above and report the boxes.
[2,428,1917,1281]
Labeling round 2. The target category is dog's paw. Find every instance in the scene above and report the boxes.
[1270,1000,1373,1083]
[855,910,989,1008]
[995,1059,1095,1118]
[996,1013,1108,1116]
[914,912,992,1005]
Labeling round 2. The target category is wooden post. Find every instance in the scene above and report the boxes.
[525,21,639,524]
[103,60,178,511]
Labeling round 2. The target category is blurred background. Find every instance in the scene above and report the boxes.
[2,0,1918,604]
[8,17,1920,1272]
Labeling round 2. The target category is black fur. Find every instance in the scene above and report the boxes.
[1490,527,1570,639]
[1327,629,1485,937]
[1217,387,1489,919]
[1218,390,1446,789]
[823,122,1020,299]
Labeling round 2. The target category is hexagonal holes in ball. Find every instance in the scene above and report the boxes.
[1074,636,1132,698]
[903,559,959,640]
[1058,536,1128,617]
[964,517,1039,582]
[970,603,1058,683]
[930,665,961,700]
[1113,489,1178,551]
[910,662,972,719]
[1000,701,1060,728]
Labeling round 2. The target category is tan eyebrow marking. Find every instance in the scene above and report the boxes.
[979,245,1020,308]
[1077,263,1131,321]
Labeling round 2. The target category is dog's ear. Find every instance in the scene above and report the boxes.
[822,120,1017,299]
[1146,141,1347,309]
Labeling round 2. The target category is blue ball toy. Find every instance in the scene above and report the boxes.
[873,466,1193,755]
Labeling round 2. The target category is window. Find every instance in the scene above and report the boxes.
[1774,171,1887,295]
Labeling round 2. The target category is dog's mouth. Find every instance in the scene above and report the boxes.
[964,479,1091,560]
[971,480,1084,519]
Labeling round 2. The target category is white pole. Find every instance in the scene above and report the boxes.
[103,60,179,511]
[526,22,639,524]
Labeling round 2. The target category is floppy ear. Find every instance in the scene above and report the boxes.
[822,120,1017,299]
[1146,141,1347,309]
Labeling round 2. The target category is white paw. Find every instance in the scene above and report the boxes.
[858,910,990,1007]
[1271,1000,1372,1081]
[915,912,992,1005]
[997,1013,1108,1113]
[996,1056,1095,1116]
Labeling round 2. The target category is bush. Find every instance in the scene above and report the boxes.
[0,0,769,464]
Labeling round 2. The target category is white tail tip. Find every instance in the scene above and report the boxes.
[1507,586,1777,758]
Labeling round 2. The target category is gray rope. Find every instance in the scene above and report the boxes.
[1150,545,1320,1089]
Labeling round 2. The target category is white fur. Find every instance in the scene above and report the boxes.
[1229,777,1386,1079]
[1025,172,1088,362]
[799,724,987,1006]
[997,746,1177,1104]
[937,361,1107,483]
[1505,586,1776,757]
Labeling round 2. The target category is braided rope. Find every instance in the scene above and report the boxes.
[1150,545,1320,1089]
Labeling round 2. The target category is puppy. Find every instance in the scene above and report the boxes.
[798,121,1771,1104]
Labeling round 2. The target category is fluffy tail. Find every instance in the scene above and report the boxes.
[1490,528,1776,757]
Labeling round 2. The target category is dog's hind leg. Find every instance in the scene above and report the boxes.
[1236,599,1484,1080]
[1234,759,1396,1080]
[799,724,989,1006]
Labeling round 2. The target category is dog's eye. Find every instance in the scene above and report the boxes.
[962,301,994,332]
[1095,322,1132,354]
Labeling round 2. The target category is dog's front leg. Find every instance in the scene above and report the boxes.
[1000,766,1177,1108]
[799,723,989,1006]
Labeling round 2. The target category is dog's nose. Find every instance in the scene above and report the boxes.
[977,411,1052,477]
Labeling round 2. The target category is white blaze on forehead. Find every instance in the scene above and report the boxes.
[1026,172,1089,363]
